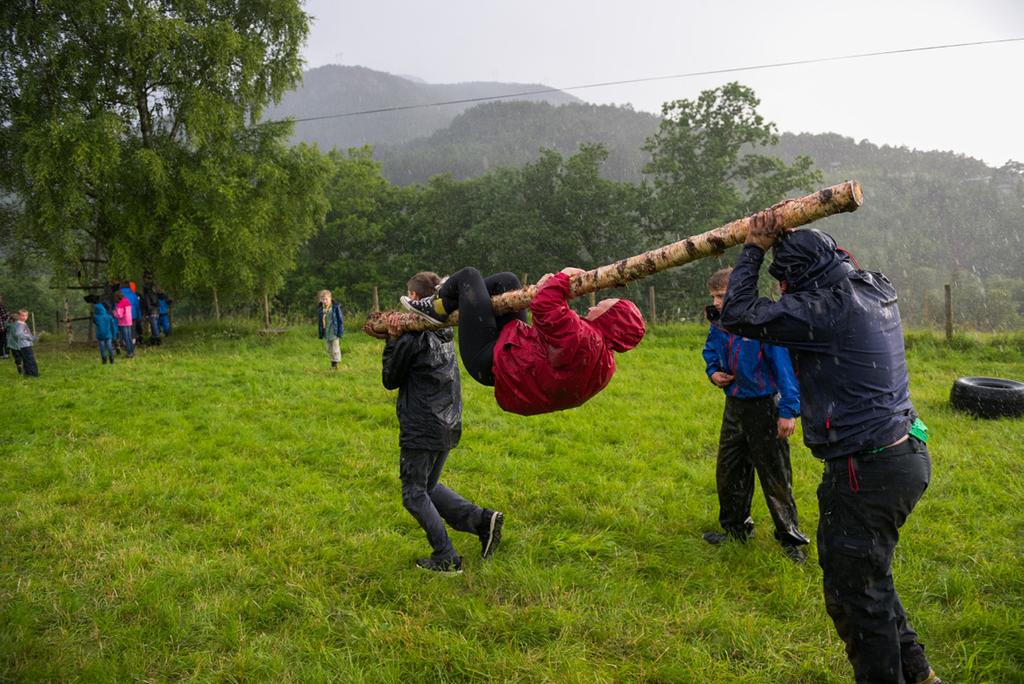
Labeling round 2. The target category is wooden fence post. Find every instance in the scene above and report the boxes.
[212,287,221,321]
[372,286,380,313]
[64,296,72,344]
[647,286,656,324]
[944,283,953,342]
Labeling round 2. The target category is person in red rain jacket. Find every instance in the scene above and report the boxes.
[400,266,646,416]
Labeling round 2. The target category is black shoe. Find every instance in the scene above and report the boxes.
[331,361,338,369]
[903,648,939,684]
[702,531,750,545]
[400,294,448,324]
[480,511,504,559]
[109,357,114,364]
[415,556,462,575]
[102,357,107,364]
[782,544,807,564]
[702,531,729,545]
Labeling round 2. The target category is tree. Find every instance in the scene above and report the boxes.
[412,145,643,281]
[0,0,326,307]
[640,82,822,314]
[642,82,821,232]
[283,147,413,313]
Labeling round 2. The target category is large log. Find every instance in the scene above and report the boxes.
[364,180,863,336]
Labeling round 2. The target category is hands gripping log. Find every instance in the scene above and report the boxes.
[364,181,863,337]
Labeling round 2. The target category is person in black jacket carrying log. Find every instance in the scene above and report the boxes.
[373,271,504,575]
[720,226,940,684]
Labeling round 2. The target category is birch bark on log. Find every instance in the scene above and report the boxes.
[364,181,863,336]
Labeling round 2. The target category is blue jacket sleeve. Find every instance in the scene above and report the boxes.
[719,245,838,352]
[334,304,345,338]
[765,344,800,418]
[702,328,723,381]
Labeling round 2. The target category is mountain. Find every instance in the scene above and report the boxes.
[264,64,583,151]
[375,100,660,184]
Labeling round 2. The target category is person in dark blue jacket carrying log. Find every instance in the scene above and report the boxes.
[701,267,809,563]
[720,225,940,684]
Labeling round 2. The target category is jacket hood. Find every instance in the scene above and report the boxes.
[93,303,110,317]
[588,299,646,352]
[768,229,855,292]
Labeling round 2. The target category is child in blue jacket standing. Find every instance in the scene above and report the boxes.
[316,290,344,369]
[701,267,809,563]
[92,300,118,364]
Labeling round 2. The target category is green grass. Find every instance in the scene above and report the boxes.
[2,322,1023,682]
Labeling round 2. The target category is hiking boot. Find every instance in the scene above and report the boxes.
[702,531,750,545]
[400,294,448,325]
[782,544,807,564]
[415,556,462,575]
[480,511,504,559]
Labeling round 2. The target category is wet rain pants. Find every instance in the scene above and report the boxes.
[437,269,526,386]
[716,395,808,547]
[818,437,933,683]
[399,448,486,562]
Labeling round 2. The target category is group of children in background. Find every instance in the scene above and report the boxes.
[1,278,174,377]
[91,278,173,364]
[81,277,172,366]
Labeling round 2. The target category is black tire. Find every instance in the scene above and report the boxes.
[950,376,1024,419]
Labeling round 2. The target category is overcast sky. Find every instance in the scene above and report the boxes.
[301,1,1024,167]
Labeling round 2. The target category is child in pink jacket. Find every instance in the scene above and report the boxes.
[115,294,135,357]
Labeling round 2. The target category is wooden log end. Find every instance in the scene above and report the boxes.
[848,180,864,208]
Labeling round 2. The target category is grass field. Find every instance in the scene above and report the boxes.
[2,322,1023,682]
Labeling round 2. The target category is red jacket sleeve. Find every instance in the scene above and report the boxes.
[530,273,585,366]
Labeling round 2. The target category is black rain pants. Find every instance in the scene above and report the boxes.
[818,437,933,683]
[715,395,808,547]
[438,268,526,386]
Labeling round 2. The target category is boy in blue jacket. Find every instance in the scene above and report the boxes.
[316,290,344,369]
[702,267,809,563]
[91,300,118,364]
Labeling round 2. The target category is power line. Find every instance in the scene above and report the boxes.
[286,36,1024,124]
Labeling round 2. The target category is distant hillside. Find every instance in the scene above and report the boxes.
[376,100,660,184]
[265,64,582,150]
[772,132,1022,282]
